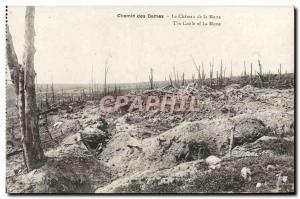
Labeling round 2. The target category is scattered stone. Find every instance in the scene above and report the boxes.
[256,182,262,189]
[282,176,288,183]
[241,167,251,181]
[205,155,221,169]
[53,121,63,129]
[62,133,81,145]
[267,165,275,171]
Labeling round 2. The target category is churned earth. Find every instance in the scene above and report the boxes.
[6,84,294,193]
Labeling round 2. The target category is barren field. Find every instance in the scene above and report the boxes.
[6,83,294,193]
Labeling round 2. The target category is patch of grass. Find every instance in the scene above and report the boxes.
[114,179,182,193]
[224,155,294,193]
[188,168,246,193]
[260,139,294,155]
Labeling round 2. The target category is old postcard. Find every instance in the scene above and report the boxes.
[6,6,294,194]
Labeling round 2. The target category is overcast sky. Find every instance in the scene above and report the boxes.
[7,6,294,84]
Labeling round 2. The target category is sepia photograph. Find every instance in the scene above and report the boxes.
[5,6,295,194]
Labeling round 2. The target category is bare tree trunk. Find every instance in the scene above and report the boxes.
[22,7,46,170]
[104,55,111,95]
[51,81,55,103]
[169,74,173,86]
[6,26,20,107]
[201,62,206,86]
[216,71,219,87]
[243,61,247,76]
[268,71,271,87]
[61,88,64,105]
[278,64,282,82]
[230,61,233,80]
[91,65,94,99]
[220,60,223,88]
[45,84,49,109]
[18,68,27,168]
[88,81,91,98]
[149,68,154,89]
[173,65,177,87]
[209,62,213,88]
[258,59,263,88]
[250,63,253,85]
[7,6,45,171]
[223,66,226,86]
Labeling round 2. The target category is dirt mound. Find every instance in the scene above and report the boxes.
[99,113,271,178]
[242,136,294,155]
[96,154,294,193]
[234,118,267,146]
[95,159,208,193]
[7,135,111,193]
[81,126,109,150]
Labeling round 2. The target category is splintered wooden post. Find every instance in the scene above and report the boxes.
[258,59,262,75]
[198,66,201,86]
[209,63,212,87]
[258,59,263,88]
[223,66,226,86]
[104,55,111,96]
[210,61,214,88]
[82,89,85,100]
[201,61,206,86]
[279,64,282,82]
[220,60,223,88]
[181,72,185,86]
[268,70,271,87]
[149,67,154,89]
[91,65,94,99]
[243,61,247,76]
[51,80,54,104]
[216,71,219,87]
[169,74,173,86]
[250,63,253,85]
[191,56,201,87]
[61,88,64,105]
[230,61,233,79]
[114,84,117,95]
[173,65,176,86]
[88,81,90,98]
[45,84,49,108]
